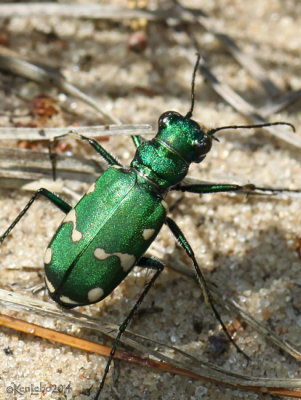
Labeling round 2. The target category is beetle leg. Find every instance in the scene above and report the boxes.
[165,216,249,361]
[48,131,122,180]
[172,181,301,197]
[95,256,164,399]
[131,135,144,148]
[0,188,71,245]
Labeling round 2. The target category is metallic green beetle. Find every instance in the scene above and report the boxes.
[0,56,294,398]
[44,166,166,307]
[44,110,214,308]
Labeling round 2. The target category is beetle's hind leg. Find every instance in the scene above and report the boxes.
[94,256,164,400]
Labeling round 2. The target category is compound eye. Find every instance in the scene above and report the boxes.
[158,111,181,131]
[194,134,212,162]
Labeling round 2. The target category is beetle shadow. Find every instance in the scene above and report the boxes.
[161,222,301,353]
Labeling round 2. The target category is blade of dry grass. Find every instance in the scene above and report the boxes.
[0,296,301,397]
[195,56,301,148]
[0,52,120,124]
[0,3,162,20]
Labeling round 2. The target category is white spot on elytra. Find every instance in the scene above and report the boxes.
[45,275,55,293]
[94,248,108,260]
[72,230,82,241]
[87,182,96,194]
[142,228,155,240]
[44,247,52,264]
[162,200,168,213]
[94,247,135,272]
[115,252,135,271]
[59,295,80,305]
[88,287,104,302]
[63,209,82,242]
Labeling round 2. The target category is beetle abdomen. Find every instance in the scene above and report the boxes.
[44,167,166,308]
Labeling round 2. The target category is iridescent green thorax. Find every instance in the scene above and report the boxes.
[131,139,188,191]
[131,111,212,192]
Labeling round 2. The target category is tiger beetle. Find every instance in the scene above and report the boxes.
[0,55,296,398]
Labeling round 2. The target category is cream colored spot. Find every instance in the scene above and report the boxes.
[72,230,82,241]
[88,287,104,302]
[59,295,79,305]
[94,247,135,272]
[64,209,82,242]
[94,248,109,260]
[44,247,52,264]
[142,228,155,240]
[87,182,96,194]
[45,275,55,293]
[115,253,135,271]
[162,200,168,213]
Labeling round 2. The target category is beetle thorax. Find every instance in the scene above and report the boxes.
[131,111,212,192]
[131,139,189,192]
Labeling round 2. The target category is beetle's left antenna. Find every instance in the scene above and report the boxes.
[185,54,201,119]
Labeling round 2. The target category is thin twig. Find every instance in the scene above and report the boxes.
[0,124,154,141]
[0,3,163,20]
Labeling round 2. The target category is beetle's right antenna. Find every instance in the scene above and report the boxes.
[185,54,201,119]
[207,121,295,136]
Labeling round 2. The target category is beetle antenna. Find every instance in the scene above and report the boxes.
[207,121,295,136]
[185,53,201,119]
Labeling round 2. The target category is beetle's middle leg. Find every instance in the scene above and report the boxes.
[0,188,71,246]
